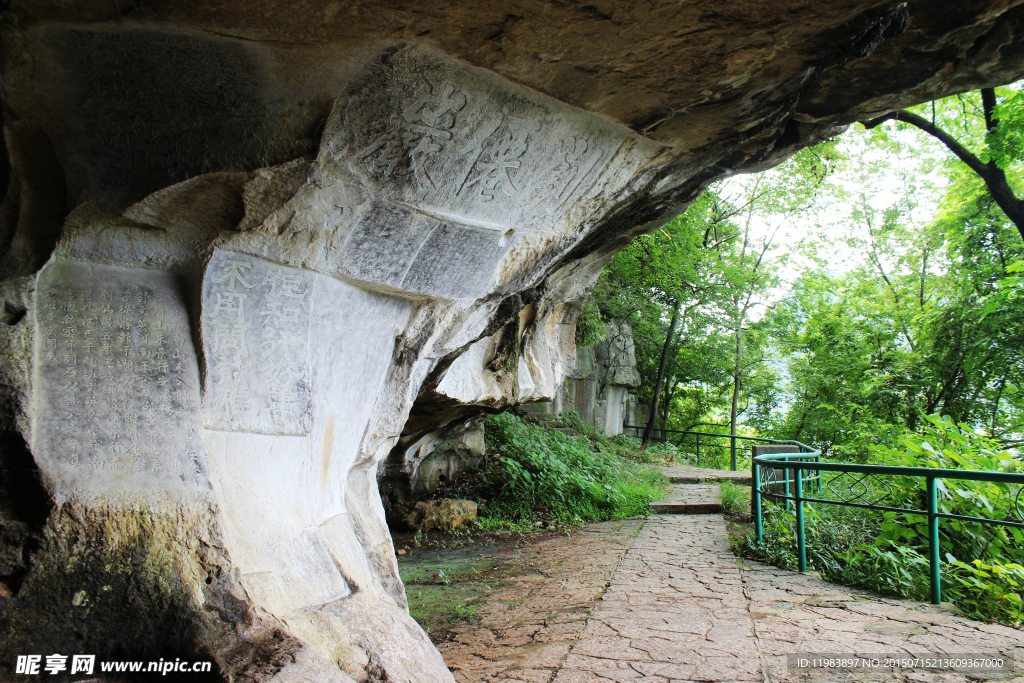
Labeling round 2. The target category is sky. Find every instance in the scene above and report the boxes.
[710,120,952,316]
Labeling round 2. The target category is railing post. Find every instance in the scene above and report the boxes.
[927,476,941,604]
[730,434,737,471]
[816,452,822,494]
[696,434,701,467]
[753,457,763,544]
[796,465,806,573]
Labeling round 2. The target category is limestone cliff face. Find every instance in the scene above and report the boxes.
[1,2,1024,681]
[525,319,644,435]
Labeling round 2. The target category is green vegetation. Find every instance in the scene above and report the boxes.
[590,85,1024,449]
[582,83,1024,625]
[398,546,507,636]
[739,416,1024,626]
[478,412,666,526]
[719,480,751,519]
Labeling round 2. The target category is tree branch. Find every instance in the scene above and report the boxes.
[863,106,1024,241]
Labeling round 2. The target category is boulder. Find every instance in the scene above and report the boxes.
[404,500,479,532]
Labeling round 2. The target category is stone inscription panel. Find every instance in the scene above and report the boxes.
[317,45,668,301]
[32,259,207,493]
[399,221,509,299]
[337,199,511,299]
[202,250,313,435]
[339,199,435,287]
[330,45,634,233]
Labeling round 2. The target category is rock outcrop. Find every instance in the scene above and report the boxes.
[404,499,479,533]
[2,2,1024,681]
[527,319,644,435]
[380,416,486,509]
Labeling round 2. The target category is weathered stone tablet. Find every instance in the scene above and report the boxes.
[32,259,208,497]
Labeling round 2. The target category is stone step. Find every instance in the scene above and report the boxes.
[654,465,752,485]
[650,484,723,514]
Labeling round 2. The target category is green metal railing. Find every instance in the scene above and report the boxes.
[752,454,1024,605]
[622,425,814,471]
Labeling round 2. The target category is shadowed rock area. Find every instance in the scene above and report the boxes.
[2,1,1024,680]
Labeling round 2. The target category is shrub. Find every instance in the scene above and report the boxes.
[481,412,665,525]
[574,298,607,348]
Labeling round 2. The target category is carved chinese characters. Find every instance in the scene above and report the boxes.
[322,46,663,301]
[32,260,207,494]
[339,48,629,231]
[202,250,313,435]
[455,115,540,203]
[351,74,613,219]
[357,82,467,190]
[527,135,608,215]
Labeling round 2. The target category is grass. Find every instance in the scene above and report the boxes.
[720,480,751,518]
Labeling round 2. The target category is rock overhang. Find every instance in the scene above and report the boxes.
[3,2,1024,681]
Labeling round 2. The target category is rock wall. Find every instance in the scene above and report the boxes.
[384,320,641,506]
[380,416,486,509]
[526,319,644,435]
[2,2,1024,681]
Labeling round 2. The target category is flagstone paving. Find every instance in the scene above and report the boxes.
[436,519,644,683]
[431,490,1024,683]
[650,485,723,514]
[654,466,753,485]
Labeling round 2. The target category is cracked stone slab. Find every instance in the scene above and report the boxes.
[654,466,754,486]
[552,515,1024,683]
[435,519,643,682]
[430,515,1023,683]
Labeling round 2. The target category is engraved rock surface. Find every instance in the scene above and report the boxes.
[2,2,1024,682]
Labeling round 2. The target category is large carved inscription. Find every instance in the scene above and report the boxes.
[356,81,467,190]
[337,46,637,233]
[202,250,313,435]
[32,260,207,493]
[349,73,614,226]
[323,46,666,300]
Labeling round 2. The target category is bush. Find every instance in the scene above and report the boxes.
[574,298,607,348]
[481,412,665,525]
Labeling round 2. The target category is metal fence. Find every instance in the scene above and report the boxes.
[622,425,814,471]
[751,454,1024,604]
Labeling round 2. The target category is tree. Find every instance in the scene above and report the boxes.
[766,122,1024,451]
[714,144,838,454]
[862,87,1024,241]
[594,143,836,455]
[596,192,738,450]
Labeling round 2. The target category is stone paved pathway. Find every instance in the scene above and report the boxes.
[438,519,643,682]
[556,514,1024,683]
[434,507,1024,683]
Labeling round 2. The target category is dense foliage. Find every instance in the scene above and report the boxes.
[589,85,1024,452]
[740,416,1024,625]
[479,412,666,525]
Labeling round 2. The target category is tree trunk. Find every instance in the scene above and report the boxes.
[641,302,680,450]
[662,354,679,425]
[729,313,742,443]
